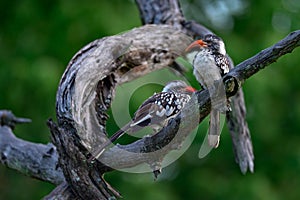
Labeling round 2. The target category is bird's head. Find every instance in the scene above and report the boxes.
[185,34,226,59]
[162,80,196,95]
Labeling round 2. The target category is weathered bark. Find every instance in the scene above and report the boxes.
[0,111,64,185]
[51,24,193,199]
[135,0,254,174]
[1,29,300,199]
[135,0,213,37]
[43,182,77,200]
[94,30,300,172]
[226,57,254,174]
[1,0,300,199]
[227,30,300,82]
[50,22,300,199]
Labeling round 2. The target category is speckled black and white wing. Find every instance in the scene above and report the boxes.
[88,81,195,161]
[129,92,191,132]
[214,54,230,76]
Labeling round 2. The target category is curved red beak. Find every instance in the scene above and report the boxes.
[185,40,207,52]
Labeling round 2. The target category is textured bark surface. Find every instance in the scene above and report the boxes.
[43,182,77,200]
[1,29,298,191]
[225,57,254,174]
[136,0,254,174]
[50,25,300,199]
[227,30,300,82]
[1,0,300,199]
[51,24,192,199]
[0,111,64,185]
[0,126,64,185]
[135,0,213,37]
[226,89,254,174]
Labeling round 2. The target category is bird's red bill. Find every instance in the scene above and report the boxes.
[186,86,197,92]
[185,40,207,52]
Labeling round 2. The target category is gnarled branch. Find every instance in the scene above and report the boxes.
[50,24,193,199]
[50,23,300,200]
[135,0,254,174]
[87,29,300,172]
[0,112,64,185]
[1,29,298,199]
[1,0,300,199]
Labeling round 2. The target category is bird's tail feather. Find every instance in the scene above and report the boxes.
[88,124,130,162]
[208,110,220,148]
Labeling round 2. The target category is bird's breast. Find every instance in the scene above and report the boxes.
[193,52,223,89]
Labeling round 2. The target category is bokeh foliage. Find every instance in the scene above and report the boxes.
[0,0,300,199]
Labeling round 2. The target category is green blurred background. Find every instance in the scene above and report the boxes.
[1,0,300,199]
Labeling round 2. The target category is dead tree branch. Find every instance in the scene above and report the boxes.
[50,24,193,199]
[135,0,254,174]
[227,30,300,82]
[1,29,298,199]
[1,0,300,199]
[135,0,213,37]
[0,111,64,185]
[51,23,300,199]
[79,29,300,172]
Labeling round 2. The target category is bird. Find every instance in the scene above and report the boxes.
[185,34,230,148]
[88,80,196,162]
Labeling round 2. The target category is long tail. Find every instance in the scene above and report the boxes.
[208,109,220,148]
[88,124,130,162]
